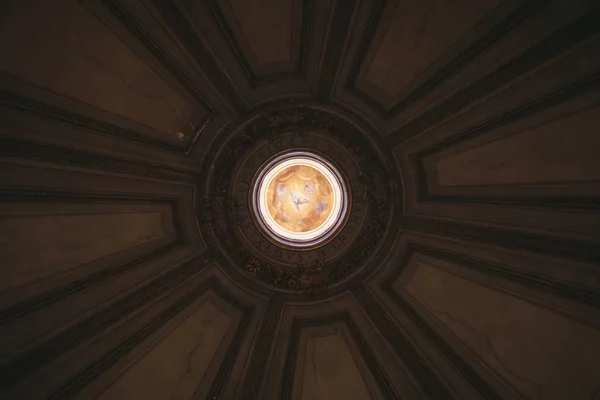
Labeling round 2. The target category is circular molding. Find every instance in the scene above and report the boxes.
[252,151,349,249]
[231,132,367,268]
[199,102,396,294]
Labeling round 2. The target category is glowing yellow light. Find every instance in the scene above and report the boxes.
[265,164,334,233]
[256,156,345,244]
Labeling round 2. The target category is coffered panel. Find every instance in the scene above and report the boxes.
[290,321,377,400]
[1,1,599,399]
[417,108,600,245]
[170,0,332,105]
[395,31,600,243]
[422,104,600,196]
[333,0,598,135]
[0,159,203,315]
[3,266,267,400]
[367,233,600,399]
[0,247,198,369]
[0,161,200,246]
[400,260,600,400]
[96,293,235,400]
[0,0,229,156]
[260,294,424,400]
[76,270,266,400]
[360,0,501,105]
[207,0,305,79]
[0,202,173,294]
[0,161,202,368]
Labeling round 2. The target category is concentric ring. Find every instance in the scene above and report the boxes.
[251,151,350,249]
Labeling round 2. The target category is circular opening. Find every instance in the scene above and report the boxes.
[251,151,349,249]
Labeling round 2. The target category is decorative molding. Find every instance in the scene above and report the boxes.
[0,89,208,154]
[385,243,600,316]
[387,4,600,144]
[200,102,394,292]
[415,191,600,212]
[0,242,182,327]
[279,312,398,400]
[0,136,201,183]
[205,0,315,87]
[0,188,188,325]
[2,1,598,398]
[205,284,255,399]
[150,0,249,114]
[45,275,253,400]
[0,0,223,155]
[377,241,600,399]
[346,0,545,120]
[374,282,504,400]
[0,188,186,207]
[100,0,220,155]
[402,215,600,264]
[239,295,284,400]
[342,0,387,112]
[351,286,455,399]
[0,252,211,394]
[101,0,214,110]
[414,70,600,159]
[411,68,600,209]
[317,0,357,101]
[193,98,404,298]
[339,312,397,399]
[0,187,186,242]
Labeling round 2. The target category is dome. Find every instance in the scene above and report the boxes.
[253,151,349,248]
[1,1,598,399]
[201,104,393,293]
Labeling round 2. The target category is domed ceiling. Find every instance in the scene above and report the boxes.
[201,103,395,293]
[258,155,341,241]
[0,0,599,399]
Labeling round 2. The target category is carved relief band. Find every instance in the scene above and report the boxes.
[199,103,393,293]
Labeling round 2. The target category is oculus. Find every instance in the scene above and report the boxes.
[252,151,349,249]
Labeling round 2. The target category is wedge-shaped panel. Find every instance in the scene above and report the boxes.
[214,0,301,78]
[0,0,209,149]
[368,235,600,398]
[97,297,233,400]
[1,269,260,399]
[336,0,598,135]
[361,0,500,100]
[0,202,174,292]
[395,35,600,241]
[396,258,600,400]
[423,103,600,194]
[169,0,330,106]
[0,247,195,366]
[381,2,600,138]
[261,294,422,399]
[294,325,373,400]
[281,315,395,400]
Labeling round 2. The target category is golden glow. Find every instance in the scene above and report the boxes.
[265,165,334,233]
[256,155,346,245]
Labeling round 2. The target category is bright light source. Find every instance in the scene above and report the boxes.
[252,151,349,249]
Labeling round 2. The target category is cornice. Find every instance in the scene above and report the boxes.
[387,6,600,145]
[198,102,399,294]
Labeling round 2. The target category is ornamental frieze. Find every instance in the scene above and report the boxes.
[200,103,393,293]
